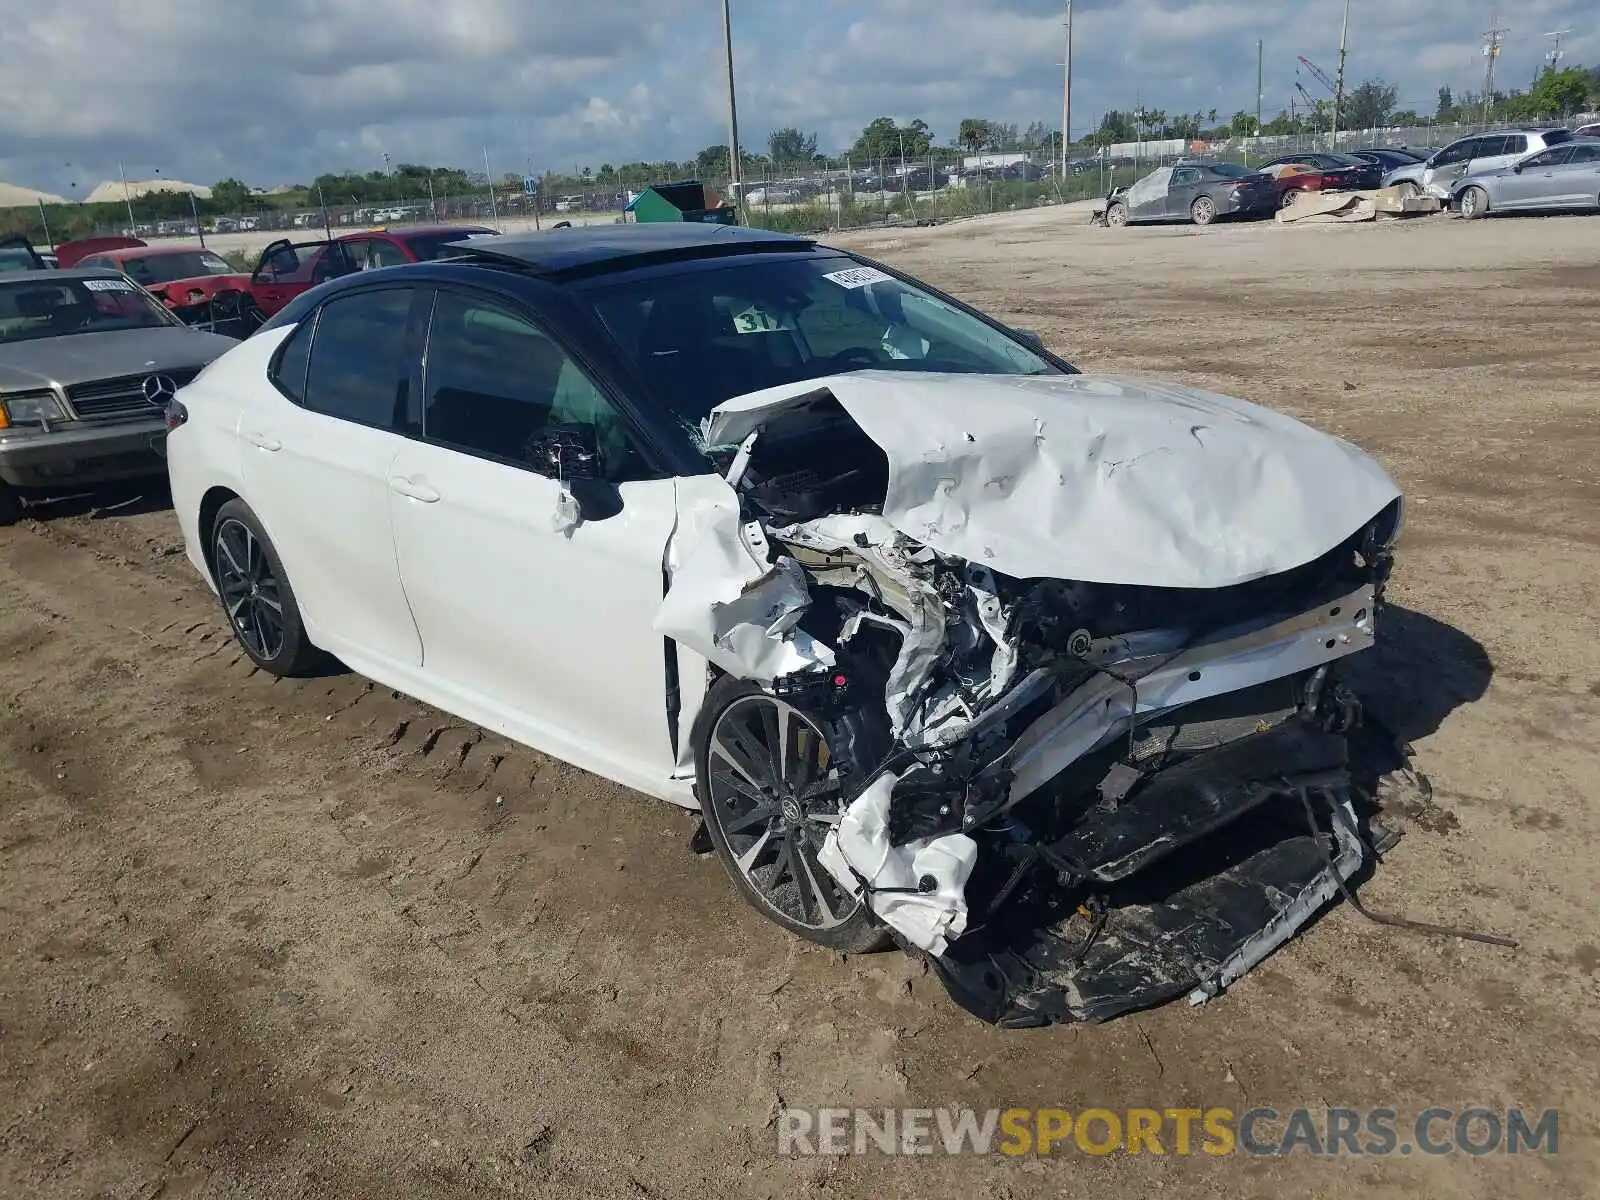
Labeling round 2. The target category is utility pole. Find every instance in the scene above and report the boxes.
[483,145,500,226]
[118,159,137,237]
[1331,0,1350,146]
[1256,39,1264,135]
[1481,14,1508,124]
[721,0,744,216]
[1060,0,1073,179]
[1542,29,1571,76]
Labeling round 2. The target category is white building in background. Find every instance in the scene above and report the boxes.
[960,152,1031,171]
[83,178,212,204]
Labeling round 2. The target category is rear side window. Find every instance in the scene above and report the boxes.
[301,288,415,429]
[270,311,316,403]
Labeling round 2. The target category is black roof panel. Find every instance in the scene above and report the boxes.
[449,223,816,277]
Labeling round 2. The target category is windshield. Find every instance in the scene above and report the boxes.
[0,276,177,344]
[0,248,42,274]
[583,255,1061,427]
[120,251,235,285]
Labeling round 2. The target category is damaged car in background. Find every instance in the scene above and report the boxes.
[168,225,1452,1027]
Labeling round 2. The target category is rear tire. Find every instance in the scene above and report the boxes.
[0,483,21,527]
[1191,196,1217,226]
[1280,189,1300,209]
[1459,186,1489,220]
[209,498,323,676]
[694,673,890,954]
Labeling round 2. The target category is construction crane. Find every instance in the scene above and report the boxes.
[1297,55,1338,96]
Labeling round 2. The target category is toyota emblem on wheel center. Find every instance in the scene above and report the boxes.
[141,375,178,407]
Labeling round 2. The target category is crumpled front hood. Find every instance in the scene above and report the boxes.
[707,371,1401,589]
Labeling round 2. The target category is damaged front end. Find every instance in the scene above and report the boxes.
[662,372,1406,1027]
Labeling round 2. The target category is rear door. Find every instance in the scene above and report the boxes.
[239,285,425,668]
[385,285,681,794]
[1551,142,1600,208]
[1499,146,1572,208]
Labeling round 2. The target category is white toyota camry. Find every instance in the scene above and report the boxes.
[166,224,1407,1026]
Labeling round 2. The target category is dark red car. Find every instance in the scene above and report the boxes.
[1257,153,1384,208]
[69,241,253,315]
[246,224,497,317]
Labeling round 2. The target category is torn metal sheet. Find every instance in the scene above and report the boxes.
[653,482,834,680]
[815,769,979,956]
[705,371,1401,589]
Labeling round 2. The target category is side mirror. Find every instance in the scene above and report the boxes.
[1013,328,1046,351]
[527,424,624,523]
[1512,163,1524,174]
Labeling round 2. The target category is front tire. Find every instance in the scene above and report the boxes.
[694,674,889,954]
[1459,186,1489,220]
[1105,201,1129,228]
[209,498,322,675]
[1191,196,1217,225]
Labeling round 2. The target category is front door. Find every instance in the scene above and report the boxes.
[386,286,680,795]
[239,284,424,668]
[1165,167,1204,218]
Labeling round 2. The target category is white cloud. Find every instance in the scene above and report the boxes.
[0,0,1594,194]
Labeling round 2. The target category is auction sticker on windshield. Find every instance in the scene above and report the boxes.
[83,278,136,292]
[823,266,893,289]
[731,305,795,334]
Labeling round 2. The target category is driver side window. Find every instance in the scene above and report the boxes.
[422,291,645,482]
[1170,168,1202,186]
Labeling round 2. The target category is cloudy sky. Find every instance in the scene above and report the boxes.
[0,0,1594,193]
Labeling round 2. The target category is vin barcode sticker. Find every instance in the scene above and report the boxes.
[823,266,893,289]
[83,278,136,292]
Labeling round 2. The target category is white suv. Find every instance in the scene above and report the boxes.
[1383,128,1575,199]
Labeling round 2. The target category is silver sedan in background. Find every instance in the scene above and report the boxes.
[1451,138,1600,219]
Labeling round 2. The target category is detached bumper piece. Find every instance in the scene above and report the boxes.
[931,721,1366,1028]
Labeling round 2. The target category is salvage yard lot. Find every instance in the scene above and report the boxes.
[2,209,1598,1198]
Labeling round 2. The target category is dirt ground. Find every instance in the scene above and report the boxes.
[2,207,1598,1199]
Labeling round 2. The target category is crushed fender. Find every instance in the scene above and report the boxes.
[665,370,1425,1024]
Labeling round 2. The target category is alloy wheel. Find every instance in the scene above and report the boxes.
[705,694,861,931]
[214,517,284,661]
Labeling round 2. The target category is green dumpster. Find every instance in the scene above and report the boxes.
[624,181,738,225]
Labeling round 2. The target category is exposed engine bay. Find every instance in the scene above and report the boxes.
[658,370,1411,1026]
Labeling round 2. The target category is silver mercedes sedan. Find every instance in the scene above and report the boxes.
[1451,137,1600,219]
[0,268,237,523]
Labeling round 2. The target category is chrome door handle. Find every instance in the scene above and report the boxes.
[246,430,281,451]
[390,476,440,503]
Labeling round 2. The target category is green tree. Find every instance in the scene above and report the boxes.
[850,117,932,161]
[956,119,991,153]
[1092,110,1135,146]
[209,178,254,212]
[1528,66,1591,116]
[766,127,819,165]
[1343,80,1398,130]
[1435,86,1459,122]
[695,144,730,175]
[1229,110,1258,137]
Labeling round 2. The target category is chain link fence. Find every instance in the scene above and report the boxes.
[6,115,1595,246]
